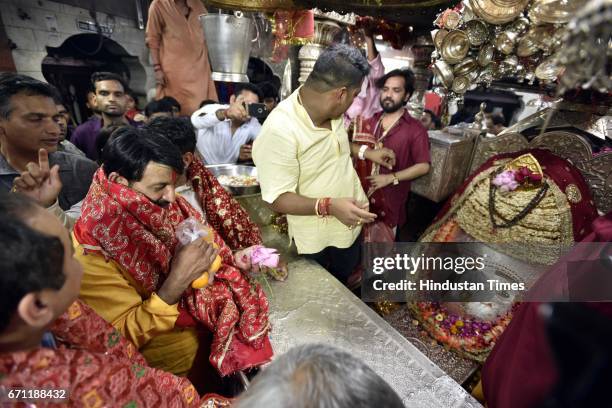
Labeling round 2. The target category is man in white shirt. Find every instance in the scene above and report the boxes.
[191,83,263,164]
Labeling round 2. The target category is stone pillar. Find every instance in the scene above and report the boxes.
[407,36,435,118]
[297,9,356,85]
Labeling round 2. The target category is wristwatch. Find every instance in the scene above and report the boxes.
[392,173,399,186]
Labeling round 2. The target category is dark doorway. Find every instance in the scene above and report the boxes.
[215,57,281,104]
[42,34,145,125]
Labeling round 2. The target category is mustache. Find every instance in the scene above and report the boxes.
[153,199,171,208]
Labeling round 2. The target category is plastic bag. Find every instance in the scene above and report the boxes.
[175,217,221,288]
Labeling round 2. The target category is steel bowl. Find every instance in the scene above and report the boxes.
[516,36,539,57]
[452,76,471,94]
[205,164,260,196]
[535,57,563,81]
[528,0,589,24]
[495,30,519,55]
[478,43,495,66]
[434,29,449,50]
[469,0,530,24]
[444,10,462,30]
[433,60,455,88]
[465,19,489,46]
[453,57,478,77]
[440,30,471,64]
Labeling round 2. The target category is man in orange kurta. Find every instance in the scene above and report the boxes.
[146,0,218,116]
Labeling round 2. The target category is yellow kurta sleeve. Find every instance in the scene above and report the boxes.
[72,234,179,349]
[252,120,299,204]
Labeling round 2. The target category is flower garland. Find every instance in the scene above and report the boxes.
[412,302,518,360]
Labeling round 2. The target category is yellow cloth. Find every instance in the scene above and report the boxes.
[253,88,367,254]
[72,234,199,376]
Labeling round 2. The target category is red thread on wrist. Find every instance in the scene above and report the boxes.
[318,197,331,217]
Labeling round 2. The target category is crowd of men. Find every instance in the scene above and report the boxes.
[0,35,436,405]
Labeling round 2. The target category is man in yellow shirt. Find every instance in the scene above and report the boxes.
[253,44,395,283]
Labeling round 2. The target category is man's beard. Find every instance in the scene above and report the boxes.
[381,98,405,114]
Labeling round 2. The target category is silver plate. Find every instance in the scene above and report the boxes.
[205,164,260,196]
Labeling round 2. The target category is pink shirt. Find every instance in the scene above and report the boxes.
[344,54,385,128]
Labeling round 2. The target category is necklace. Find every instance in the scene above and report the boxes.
[377,114,402,142]
[488,173,549,229]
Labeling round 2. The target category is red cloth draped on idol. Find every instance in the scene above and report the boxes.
[408,148,598,362]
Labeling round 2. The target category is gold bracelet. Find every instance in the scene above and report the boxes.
[314,198,321,217]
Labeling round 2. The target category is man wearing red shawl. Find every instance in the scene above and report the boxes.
[145,116,261,250]
[72,127,272,380]
[0,192,230,407]
[145,117,288,281]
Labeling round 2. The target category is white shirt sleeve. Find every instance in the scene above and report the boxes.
[191,104,228,129]
[248,119,262,143]
[47,199,78,230]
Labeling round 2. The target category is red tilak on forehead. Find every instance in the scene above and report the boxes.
[171,170,177,184]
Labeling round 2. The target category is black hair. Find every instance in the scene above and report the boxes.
[157,96,181,111]
[90,71,127,93]
[125,88,138,99]
[259,82,279,101]
[145,100,161,117]
[0,192,65,332]
[94,125,125,165]
[424,109,442,129]
[492,113,506,126]
[52,92,66,106]
[125,88,139,107]
[305,44,370,92]
[145,97,181,117]
[199,99,218,109]
[0,73,60,119]
[145,116,196,155]
[375,68,416,99]
[102,126,184,181]
[234,83,263,102]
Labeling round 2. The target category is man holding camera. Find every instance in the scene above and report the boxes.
[191,83,263,164]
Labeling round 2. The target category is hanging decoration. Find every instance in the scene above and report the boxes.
[353,16,415,50]
[270,10,315,62]
[429,0,587,101]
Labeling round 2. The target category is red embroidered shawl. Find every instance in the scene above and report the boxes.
[0,300,200,407]
[187,157,262,250]
[73,169,272,376]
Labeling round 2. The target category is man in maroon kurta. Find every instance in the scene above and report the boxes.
[354,69,430,235]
